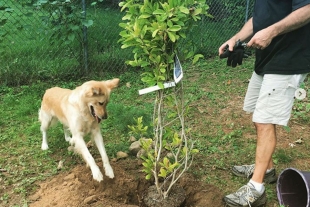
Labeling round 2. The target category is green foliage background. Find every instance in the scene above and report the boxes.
[0,0,254,86]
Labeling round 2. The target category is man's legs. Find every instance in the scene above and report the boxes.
[251,123,276,183]
[223,123,275,207]
[224,72,307,206]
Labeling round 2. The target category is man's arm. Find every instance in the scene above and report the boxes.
[274,4,310,35]
[218,18,254,55]
[248,4,310,49]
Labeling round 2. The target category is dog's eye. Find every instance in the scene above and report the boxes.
[99,102,104,105]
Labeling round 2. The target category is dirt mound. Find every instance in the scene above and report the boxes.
[28,158,223,207]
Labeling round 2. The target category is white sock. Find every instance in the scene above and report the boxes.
[249,179,265,193]
[266,168,273,173]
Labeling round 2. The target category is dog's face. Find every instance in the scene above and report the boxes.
[82,78,119,123]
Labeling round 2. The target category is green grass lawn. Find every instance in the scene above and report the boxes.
[1,56,310,207]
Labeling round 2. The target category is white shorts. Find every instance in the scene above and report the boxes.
[243,72,308,126]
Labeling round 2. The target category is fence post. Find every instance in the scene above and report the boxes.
[245,0,250,23]
[81,0,88,72]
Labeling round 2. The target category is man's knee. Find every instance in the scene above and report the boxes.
[254,122,275,132]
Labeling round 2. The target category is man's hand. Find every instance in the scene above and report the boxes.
[220,40,246,68]
[247,27,273,49]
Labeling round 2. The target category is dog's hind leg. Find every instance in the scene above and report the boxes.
[63,127,72,143]
[92,129,114,179]
[39,109,52,150]
[73,134,104,182]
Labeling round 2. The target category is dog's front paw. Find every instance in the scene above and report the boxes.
[69,138,75,146]
[41,143,49,150]
[92,168,104,182]
[104,165,114,179]
[65,136,72,142]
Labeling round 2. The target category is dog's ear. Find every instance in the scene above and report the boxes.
[84,86,103,97]
[104,78,120,90]
[91,87,102,95]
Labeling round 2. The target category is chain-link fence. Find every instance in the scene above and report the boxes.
[0,0,254,86]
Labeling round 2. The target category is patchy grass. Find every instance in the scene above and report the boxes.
[1,56,310,207]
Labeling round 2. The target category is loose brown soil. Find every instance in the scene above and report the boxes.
[28,158,224,207]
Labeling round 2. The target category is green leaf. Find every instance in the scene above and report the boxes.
[121,44,131,49]
[179,32,186,38]
[157,14,168,22]
[158,82,164,89]
[168,111,177,118]
[168,162,179,172]
[4,8,14,12]
[182,146,188,154]
[68,33,75,41]
[139,14,151,19]
[146,174,151,180]
[120,1,132,11]
[192,8,202,16]
[70,25,80,31]
[167,31,176,42]
[193,54,204,64]
[157,75,165,81]
[153,9,165,15]
[168,25,181,32]
[158,168,167,178]
[185,51,195,59]
[82,19,93,27]
[163,157,170,167]
[122,14,132,20]
[152,29,159,37]
[179,6,189,14]
[172,133,181,146]
[191,149,199,154]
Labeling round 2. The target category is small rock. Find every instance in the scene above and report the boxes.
[137,159,143,166]
[29,194,40,201]
[129,136,136,142]
[57,160,64,170]
[167,152,174,158]
[40,183,48,189]
[64,173,75,181]
[88,189,96,195]
[136,149,146,158]
[129,141,141,155]
[84,195,98,204]
[117,151,128,159]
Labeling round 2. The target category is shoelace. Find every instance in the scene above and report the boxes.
[244,164,255,178]
[235,185,256,207]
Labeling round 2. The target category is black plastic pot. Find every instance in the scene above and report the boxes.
[277,168,310,207]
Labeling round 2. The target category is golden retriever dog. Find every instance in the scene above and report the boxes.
[38,78,120,182]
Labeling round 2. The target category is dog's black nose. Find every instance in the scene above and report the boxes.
[102,114,108,120]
